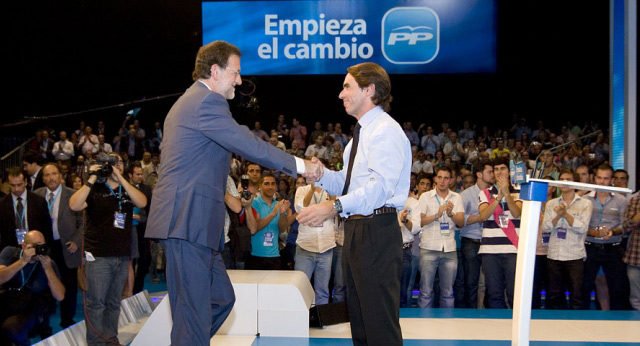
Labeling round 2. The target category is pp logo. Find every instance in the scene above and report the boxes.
[382,7,439,64]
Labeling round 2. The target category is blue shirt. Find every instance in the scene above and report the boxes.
[318,106,412,216]
[585,191,628,244]
[460,184,482,240]
[251,195,281,257]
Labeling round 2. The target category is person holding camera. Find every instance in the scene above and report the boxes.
[0,230,65,346]
[69,152,147,346]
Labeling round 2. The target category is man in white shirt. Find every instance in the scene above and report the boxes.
[305,135,328,161]
[52,131,75,164]
[542,169,592,309]
[412,166,464,308]
[294,183,336,305]
[411,151,434,175]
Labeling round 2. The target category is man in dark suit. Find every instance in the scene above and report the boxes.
[0,166,53,251]
[35,163,83,328]
[128,162,153,294]
[23,150,45,192]
[145,41,319,345]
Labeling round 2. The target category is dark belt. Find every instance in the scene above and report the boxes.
[585,242,621,249]
[343,206,397,221]
[403,242,413,249]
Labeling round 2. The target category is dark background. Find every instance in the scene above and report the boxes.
[1,1,619,146]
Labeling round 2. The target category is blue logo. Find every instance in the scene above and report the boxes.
[382,7,439,64]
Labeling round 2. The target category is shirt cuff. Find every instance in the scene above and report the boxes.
[294,157,305,175]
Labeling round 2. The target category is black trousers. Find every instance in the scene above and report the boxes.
[49,240,78,328]
[547,258,583,310]
[343,213,403,346]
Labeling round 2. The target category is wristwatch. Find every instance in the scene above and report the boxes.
[333,199,343,214]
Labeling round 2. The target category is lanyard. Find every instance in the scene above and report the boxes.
[597,194,610,225]
[435,193,449,221]
[312,190,324,204]
[46,188,62,214]
[19,250,38,289]
[106,184,123,212]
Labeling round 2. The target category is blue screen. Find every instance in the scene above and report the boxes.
[202,0,496,75]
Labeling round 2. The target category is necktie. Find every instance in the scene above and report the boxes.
[342,123,361,196]
[49,192,54,206]
[15,197,24,229]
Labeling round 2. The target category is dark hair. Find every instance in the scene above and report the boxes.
[492,157,510,171]
[613,169,629,179]
[7,166,25,180]
[260,173,276,185]
[416,173,432,185]
[472,161,493,177]
[346,62,392,112]
[22,150,44,166]
[128,161,143,176]
[435,166,452,177]
[192,41,242,81]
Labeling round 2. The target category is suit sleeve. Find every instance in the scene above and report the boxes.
[198,94,297,177]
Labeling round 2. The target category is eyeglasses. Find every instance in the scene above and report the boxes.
[225,67,241,78]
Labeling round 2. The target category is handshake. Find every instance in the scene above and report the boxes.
[303,156,325,183]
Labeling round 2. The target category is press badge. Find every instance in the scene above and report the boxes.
[263,231,274,247]
[440,222,451,236]
[557,227,567,240]
[498,214,510,228]
[113,212,126,229]
[15,229,27,244]
[541,233,550,244]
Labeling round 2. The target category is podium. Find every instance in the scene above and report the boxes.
[131,270,314,345]
[512,178,631,346]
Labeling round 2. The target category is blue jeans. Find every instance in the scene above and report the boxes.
[331,245,346,302]
[400,247,413,307]
[407,253,420,307]
[295,245,334,305]
[461,237,482,308]
[84,256,129,346]
[482,253,517,309]
[419,249,458,308]
[628,265,640,310]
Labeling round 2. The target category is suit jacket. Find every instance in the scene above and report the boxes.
[146,82,297,251]
[28,169,45,192]
[34,186,83,268]
[0,192,53,251]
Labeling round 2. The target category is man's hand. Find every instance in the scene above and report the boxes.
[38,255,53,271]
[496,175,510,195]
[240,194,254,208]
[553,204,567,217]
[66,241,78,254]
[303,157,324,183]
[279,199,291,214]
[21,245,36,265]
[445,201,454,217]
[400,209,409,223]
[297,200,336,226]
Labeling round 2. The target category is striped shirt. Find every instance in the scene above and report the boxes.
[478,185,522,254]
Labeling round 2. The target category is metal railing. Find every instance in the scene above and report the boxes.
[0,137,33,179]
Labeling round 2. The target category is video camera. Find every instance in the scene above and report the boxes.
[90,152,119,184]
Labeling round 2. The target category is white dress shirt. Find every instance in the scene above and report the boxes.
[542,194,592,261]
[52,140,75,161]
[413,190,464,252]
[399,196,420,244]
[46,185,63,240]
[11,190,29,231]
[317,106,412,217]
[294,184,336,253]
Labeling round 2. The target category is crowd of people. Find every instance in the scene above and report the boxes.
[0,111,638,345]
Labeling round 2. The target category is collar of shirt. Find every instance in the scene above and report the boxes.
[560,192,583,208]
[198,79,213,91]
[357,105,384,130]
[428,189,453,202]
[46,184,62,197]
[586,190,615,199]
[12,190,27,204]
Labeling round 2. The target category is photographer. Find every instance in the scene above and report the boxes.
[0,230,65,346]
[69,153,147,346]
